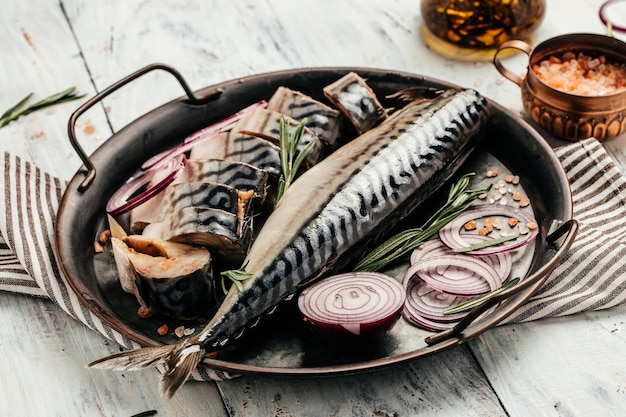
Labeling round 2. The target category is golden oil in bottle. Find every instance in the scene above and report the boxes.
[421,0,546,60]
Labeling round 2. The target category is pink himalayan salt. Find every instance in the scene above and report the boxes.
[531,52,626,96]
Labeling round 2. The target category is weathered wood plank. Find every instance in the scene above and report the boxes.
[469,304,626,417]
[0,292,227,417]
[219,346,507,417]
[0,0,109,180]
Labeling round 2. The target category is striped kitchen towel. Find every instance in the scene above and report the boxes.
[0,137,624,372]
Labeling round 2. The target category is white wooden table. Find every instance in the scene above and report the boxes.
[1,1,625,416]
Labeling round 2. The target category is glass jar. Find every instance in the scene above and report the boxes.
[421,0,546,60]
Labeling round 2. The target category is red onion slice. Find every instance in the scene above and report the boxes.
[411,237,512,283]
[439,204,539,255]
[297,272,405,338]
[404,278,471,323]
[403,254,500,296]
[141,100,267,171]
[106,154,187,216]
[403,278,498,332]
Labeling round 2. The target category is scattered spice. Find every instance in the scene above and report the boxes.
[137,306,153,319]
[99,229,111,244]
[160,258,174,271]
[463,220,477,231]
[93,241,105,253]
[83,123,96,134]
[174,326,186,338]
[157,324,169,336]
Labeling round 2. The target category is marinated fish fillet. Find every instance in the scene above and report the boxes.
[189,131,281,176]
[112,235,216,320]
[233,107,324,167]
[267,86,342,149]
[323,71,387,134]
[141,206,252,268]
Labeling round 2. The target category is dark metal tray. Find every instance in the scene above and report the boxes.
[55,65,577,377]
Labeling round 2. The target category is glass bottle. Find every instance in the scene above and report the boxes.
[421,0,546,60]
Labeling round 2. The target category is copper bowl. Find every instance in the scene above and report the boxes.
[494,33,626,141]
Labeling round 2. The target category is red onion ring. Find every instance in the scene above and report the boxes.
[403,254,500,296]
[106,154,187,216]
[297,272,405,338]
[141,100,267,171]
[439,204,538,255]
[403,278,498,332]
[404,278,471,323]
[410,237,512,283]
[600,0,626,33]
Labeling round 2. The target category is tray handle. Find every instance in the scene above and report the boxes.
[67,63,222,192]
[424,219,579,346]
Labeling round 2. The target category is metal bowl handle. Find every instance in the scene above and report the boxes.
[493,39,533,87]
[67,63,222,192]
[425,219,579,346]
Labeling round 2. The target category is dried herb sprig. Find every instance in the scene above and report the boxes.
[0,86,84,128]
[354,173,491,272]
[220,262,252,294]
[443,277,521,315]
[274,116,315,207]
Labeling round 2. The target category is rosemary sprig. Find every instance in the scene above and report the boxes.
[274,116,315,207]
[220,262,252,294]
[0,87,85,128]
[443,277,521,315]
[354,173,491,272]
[452,233,520,253]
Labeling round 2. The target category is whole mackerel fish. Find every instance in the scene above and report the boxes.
[89,87,492,398]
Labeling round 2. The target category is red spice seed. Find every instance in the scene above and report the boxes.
[157,324,169,336]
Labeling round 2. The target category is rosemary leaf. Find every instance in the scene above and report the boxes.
[452,233,520,253]
[220,262,252,294]
[0,87,84,128]
[354,173,491,272]
[443,277,521,315]
[274,116,313,207]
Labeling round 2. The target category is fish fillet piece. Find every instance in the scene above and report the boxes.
[267,86,342,149]
[323,71,387,134]
[130,158,268,232]
[141,206,252,268]
[112,235,216,320]
[131,181,254,232]
[189,131,281,176]
[233,107,325,167]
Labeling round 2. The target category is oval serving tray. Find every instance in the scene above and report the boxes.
[55,65,576,377]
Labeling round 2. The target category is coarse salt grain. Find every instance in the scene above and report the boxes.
[532,52,626,96]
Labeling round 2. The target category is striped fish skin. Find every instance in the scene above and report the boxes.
[130,158,267,232]
[161,182,242,216]
[89,88,491,399]
[189,131,281,176]
[181,159,269,202]
[234,107,325,167]
[267,86,342,149]
[142,206,253,267]
[323,71,388,134]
